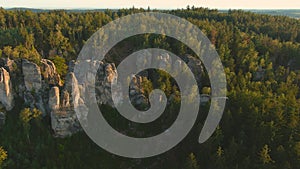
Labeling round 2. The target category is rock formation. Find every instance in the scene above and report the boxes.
[49,87,60,110]
[22,59,42,91]
[129,75,148,107]
[40,59,62,86]
[49,86,81,137]
[0,54,203,138]
[0,67,14,111]
[186,55,203,86]
[20,59,65,116]
[95,62,119,106]
[49,72,82,137]
[0,58,15,72]
[21,60,44,116]
[0,58,151,137]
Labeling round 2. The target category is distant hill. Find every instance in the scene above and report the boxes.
[220,9,300,19]
[248,9,300,19]
[4,7,111,12]
[5,8,300,19]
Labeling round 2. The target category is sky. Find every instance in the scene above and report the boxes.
[0,0,300,9]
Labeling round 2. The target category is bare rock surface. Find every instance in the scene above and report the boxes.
[22,59,42,91]
[0,67,14,111]
[49,72,82,137]
[40,59,62,86]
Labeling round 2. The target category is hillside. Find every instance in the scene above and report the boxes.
[0,7,300,169]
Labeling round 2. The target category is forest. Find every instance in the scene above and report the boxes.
[0,7,300,169]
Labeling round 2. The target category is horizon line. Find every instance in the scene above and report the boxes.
[2,6,300,11]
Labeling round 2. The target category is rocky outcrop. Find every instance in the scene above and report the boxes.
[49,87,60,110]
[0,58,15,72]
[22,59,42,91]
[95,62,120,106]
[129,75,148,107]
[21,60,47,115]
[186,55,203,86]
[0,68,14,111]
[0,54,204,137]
[94,62,149,108]
[49,85,81,137]
[20,59,63,116]
[49,73,82,137]
[50,109,81,137]
[40,59,62,86]
[64,72,80,106]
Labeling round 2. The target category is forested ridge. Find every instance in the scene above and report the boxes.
[0,7,300,169]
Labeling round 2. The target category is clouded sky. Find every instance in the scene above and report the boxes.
[0,0,299,9]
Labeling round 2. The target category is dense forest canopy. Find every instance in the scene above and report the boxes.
[0,7,300,169]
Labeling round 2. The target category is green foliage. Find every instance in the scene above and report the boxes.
[1,45,41,64]
[259,145,274,164]
[141,77,153,97]
[49,55,68,79]
[19,108,42,143]
[20,108,42,124]
[0,147,7,167]
[184,153,199,169]
[157,70,173,96]
[19,108,33,124]
[0,7,299,169]
[201,87,211,94]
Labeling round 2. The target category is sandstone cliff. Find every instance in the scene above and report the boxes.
[0,55,203,137]
[0,67,14,111]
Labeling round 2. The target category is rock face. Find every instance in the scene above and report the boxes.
[0,54,204,137]
[22,60,46,115]
[95,62,120,106]
[0,58,15,72]
[20,59,63,116]
[49,87,60,110]
[40,59,62,86]
[94,62,149,108]
[49,86,81,137]
[0,68,14,111]
[22,59,42,91]
[129,75,148,107]
[49,73,82,137]
[186,55,203,86]
[64,72,80,107]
